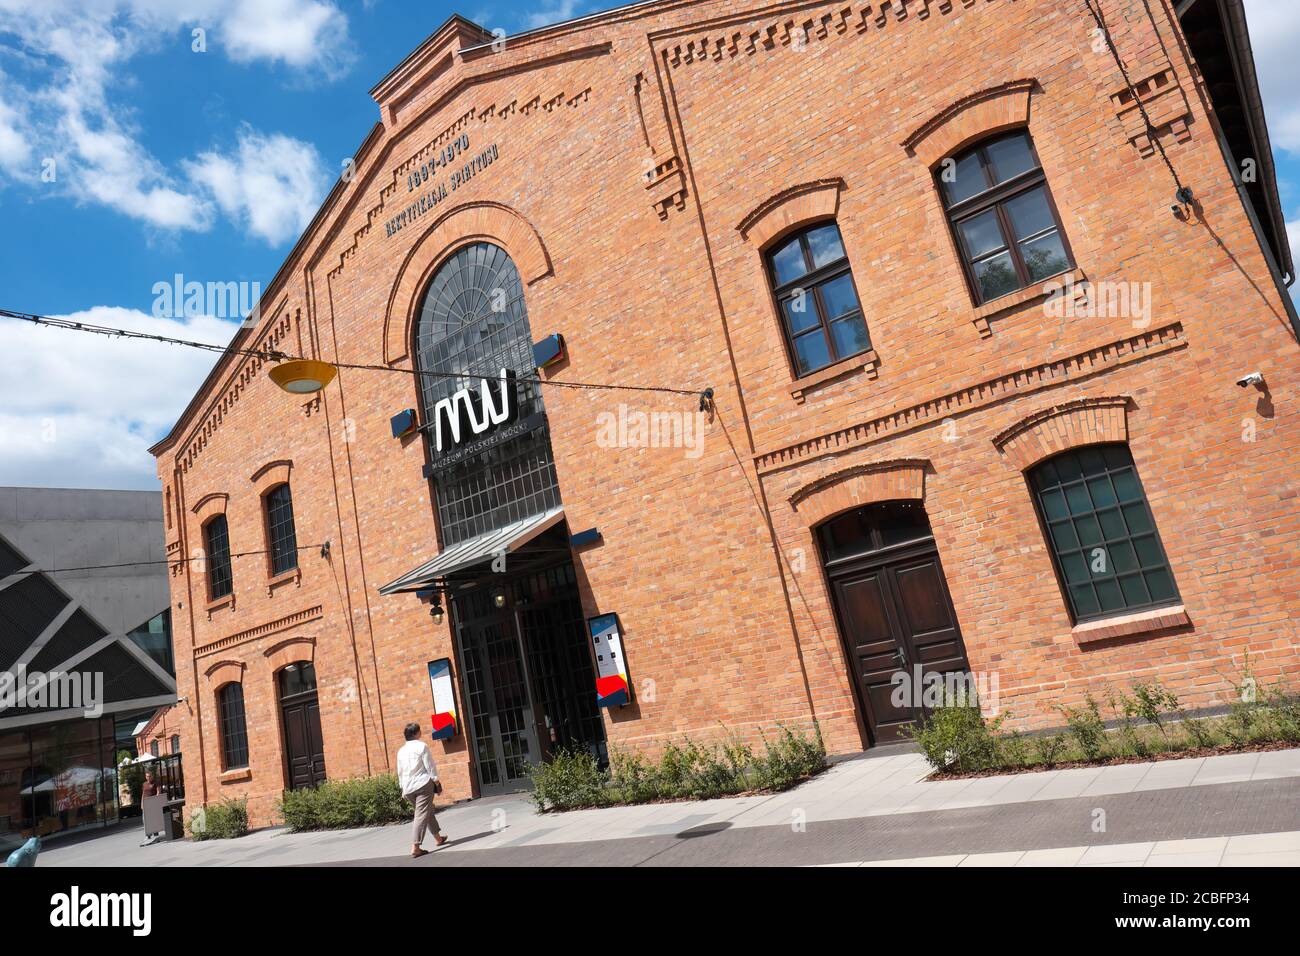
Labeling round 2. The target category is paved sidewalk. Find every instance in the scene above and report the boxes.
[37,747,1300,867]
[818,830,1300,867]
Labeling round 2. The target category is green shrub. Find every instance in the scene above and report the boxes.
[528,748,608,812]
[1060,694,1108,761]
[1264,687,1300,743]
[1032,732,1067,766]
[530,725,826,812]
[905,693,1005,773]
[279,774,411,832]
[190,797,248,841]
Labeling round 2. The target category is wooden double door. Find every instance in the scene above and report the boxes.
[822,502,971,745]
[279,662,327,790]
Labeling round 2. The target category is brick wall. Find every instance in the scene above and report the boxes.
[151,1,1300,826]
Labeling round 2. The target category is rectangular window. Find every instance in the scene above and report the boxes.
[765,222,871,377]
[265,484,299,576]
[939,130,1073,305]
[204,515,233,601]
[1030,444,1180,622]
[218,683,249,770]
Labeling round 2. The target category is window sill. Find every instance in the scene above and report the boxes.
[789,350,879,404]
[969,266,1085,337]
[266,566,301,596]
[205,593,235,619]
[219,767,251,784]
[1072,604,1190,646]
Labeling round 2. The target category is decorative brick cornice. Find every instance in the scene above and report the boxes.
[737,178,845,248]
[755,323,1184,474]
[901,77,1037,166]
[992,396,1131,472]
[179,307,296,475]
[194,605,324,658]
[663,0,991,71]
[1109,63,1193,158]
[329,86,592,283]
[789,458,929,528]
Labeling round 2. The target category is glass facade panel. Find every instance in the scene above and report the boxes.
[126,609,173,675]
[1,718,118,846]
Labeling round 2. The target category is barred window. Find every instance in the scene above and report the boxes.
[217,682,249,770]
[765,222,870,376]
[265,483,299,576]
[204,515,233,600]
[1029,444,1180,622]
[939,130,1073,304]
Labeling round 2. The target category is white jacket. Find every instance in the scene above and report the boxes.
[396,740,439,797]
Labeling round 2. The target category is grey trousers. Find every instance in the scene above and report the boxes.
[410,780,440,844]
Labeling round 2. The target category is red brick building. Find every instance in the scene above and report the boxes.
[151,0,1300,825]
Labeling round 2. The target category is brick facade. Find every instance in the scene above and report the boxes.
[150,0,1300,826]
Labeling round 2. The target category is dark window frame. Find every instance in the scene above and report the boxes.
[1027,443,1181,624]
[217,682,249,770]
[264,483,299,577]
[203,514,233,601]
[764,221,871,378]
[938,129,1075,305]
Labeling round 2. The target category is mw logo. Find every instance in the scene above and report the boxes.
[432,368,519,453]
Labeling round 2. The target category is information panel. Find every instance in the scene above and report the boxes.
[588,613,630,708]
[426,658,458,740]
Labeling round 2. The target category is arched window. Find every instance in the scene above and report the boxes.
[765,221,870,376]
[203,514,233,600]
[415,242,560,545]
[217,682,249,770]
[1029,444,1179,622]
[939,129,1072,304]
[264,483,298,576]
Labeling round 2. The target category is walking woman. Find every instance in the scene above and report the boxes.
[397,721,448,857]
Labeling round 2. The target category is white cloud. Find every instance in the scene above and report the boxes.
[221,0,352,74]
[0,91,31,175]
[1243,0,1300,154]
[0,307,237,490]
[0,0,350,234]
[186,126,330,245]
[524,1,587,30]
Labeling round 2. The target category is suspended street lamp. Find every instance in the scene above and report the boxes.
[268,359,338,394]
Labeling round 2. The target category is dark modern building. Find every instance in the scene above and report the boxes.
[0,487,176,851]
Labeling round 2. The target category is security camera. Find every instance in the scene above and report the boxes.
[1236,371,1265,389]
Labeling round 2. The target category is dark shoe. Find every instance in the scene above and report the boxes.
[411,848,429,858]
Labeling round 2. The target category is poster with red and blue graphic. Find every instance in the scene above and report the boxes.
[589,613,630,708]
[426,658,458,740]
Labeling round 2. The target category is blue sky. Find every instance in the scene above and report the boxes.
[0,0,1297,490]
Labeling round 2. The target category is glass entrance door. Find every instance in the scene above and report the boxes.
[456,606,540,795]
